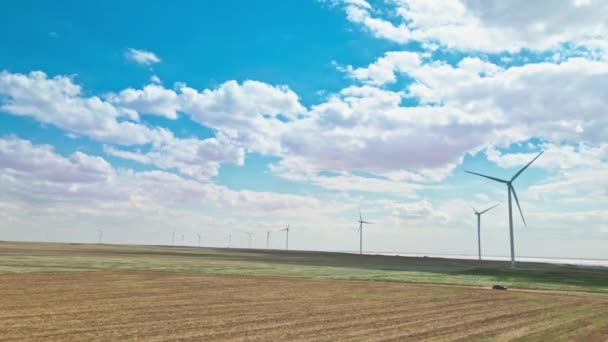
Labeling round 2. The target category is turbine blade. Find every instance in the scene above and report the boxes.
[510,185,526,226]
[464,170,508,184]
[466,201,478,214]
[480,203,500,215]
[362,221,372,224]
[511,151,544,182]
[359,207,362,221]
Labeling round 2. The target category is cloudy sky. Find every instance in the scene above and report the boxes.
[0,0,606,259]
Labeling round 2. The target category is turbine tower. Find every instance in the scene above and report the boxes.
[181,234,184,246]
[197,233,202,247]
[246,232,252,248]
[97,229,103,244]
[467,203,499,261]
[358,209,372,255]
[266,231,271,249]
[171,229,176,246]
[465,151,543,267]
[281,225,289,250]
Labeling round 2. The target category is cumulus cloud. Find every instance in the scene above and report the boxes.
[0,137,319,212]
[125,48,161,65]
[486,143,608,171]
[0,71,248,180]
[337,0,608,52]
[178,80,306,154]
[0,136,113,184]
[104,134,245,180]
[0,70,167,145]
[277,85,485,179]
[3,56,606,195]
[108,84,180,119]
[340,51,421,85]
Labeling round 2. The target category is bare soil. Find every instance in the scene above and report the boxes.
[1,272,607,341]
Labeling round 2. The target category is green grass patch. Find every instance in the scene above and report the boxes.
[0,241,607,293]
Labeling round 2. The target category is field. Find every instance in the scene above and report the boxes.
[1,242,608,341]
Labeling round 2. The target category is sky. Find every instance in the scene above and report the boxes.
[0,0,606,259]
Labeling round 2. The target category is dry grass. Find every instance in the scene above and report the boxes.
[1,272,607,341]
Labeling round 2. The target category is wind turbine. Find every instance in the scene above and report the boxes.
[246,232,252,248]
[358,209,372,255]
[228,233,232,248]
[467,203,500,261]
[97,229,103,244]
[171,229,176,246]
[196,233,202,247]
[465,151,543,267]
[181,234,184,246]
[281,225,289,250]
[266,231,271,249]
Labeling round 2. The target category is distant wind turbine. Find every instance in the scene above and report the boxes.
[358,209,372,255]
[171,229,176,246]
[465,151,543,267]
[97,229,103,244]
[266,231,271,249]
[246,232,252,248]
[181,234,184,246]
[196,233,202,247]
[281,225,289,250]
[228,233,232,248]
[467,202,500,261]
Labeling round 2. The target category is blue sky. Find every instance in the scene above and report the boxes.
[0,0,607,259]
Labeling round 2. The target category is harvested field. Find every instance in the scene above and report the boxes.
[1,272,608,341]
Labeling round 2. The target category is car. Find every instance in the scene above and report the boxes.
[492,284,507,290]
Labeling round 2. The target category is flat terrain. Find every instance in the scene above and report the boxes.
[0,241,607,341]
[1,242,607,293]
[1,272,608,341]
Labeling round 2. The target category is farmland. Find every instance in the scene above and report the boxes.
[1,241,607,340]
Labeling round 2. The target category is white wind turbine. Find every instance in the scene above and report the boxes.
[97,229,103,244]
[357,209,372,255]
[245,232,252,248]
[467,203,500,261]
[281,225,289,250]
[465,151,543,267]
[171,229,176,246]
[196,233,202,247]
[266,231,271,249]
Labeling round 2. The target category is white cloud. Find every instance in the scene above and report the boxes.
[345,55,608,145]
[278,85,484,179]
[0,70,168,145]
[486,143,608,171]
[178,80,306,154]
[345,5,411,43]
[0,71,249,180]
[125,48,161,65]
[343,0,370,9]
[0,136,113,184]
[0,137,318,212]
[150,75,161,84]
[341,51,421,85]
[104,134,245,180]
[108,84,180,120]
[484,143,608,205]
[337,0,608,52]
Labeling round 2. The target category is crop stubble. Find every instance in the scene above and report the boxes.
[0,272,607,341]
